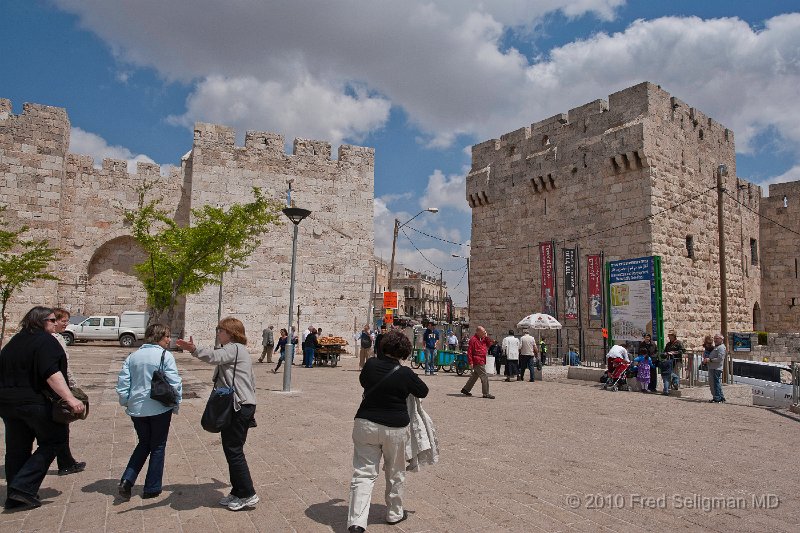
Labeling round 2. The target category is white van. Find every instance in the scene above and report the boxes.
[64,311,149,347]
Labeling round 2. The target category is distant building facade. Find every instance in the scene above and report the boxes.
[371,257,450,325]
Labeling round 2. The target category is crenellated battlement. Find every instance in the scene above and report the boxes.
[0,98,71,157]
[190,121,374,170]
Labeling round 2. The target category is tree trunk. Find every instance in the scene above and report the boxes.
[0,297,8,348]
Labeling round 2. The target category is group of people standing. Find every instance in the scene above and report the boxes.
[498,329,541,383]
[0,306,259,511]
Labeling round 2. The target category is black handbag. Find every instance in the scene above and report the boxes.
[150,349,179,406]
[51,387,89,424]
[201,346,238,433]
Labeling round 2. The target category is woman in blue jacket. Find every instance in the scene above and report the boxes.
[116,323,182,500]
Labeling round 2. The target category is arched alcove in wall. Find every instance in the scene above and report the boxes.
[84,236,149,316]
[753,302,763,332]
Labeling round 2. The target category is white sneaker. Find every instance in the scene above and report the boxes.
[228,494,259,511]
[219,493,236,506]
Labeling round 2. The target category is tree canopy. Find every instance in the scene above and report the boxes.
[123,182,284,328]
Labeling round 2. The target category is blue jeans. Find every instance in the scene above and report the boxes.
[0,402,68,498]
[661,373,670,394]
[122,410,173,493]
[519,355,536,381]
[424,347,437,373]
[303,347,315,367]
[710,369,725,402]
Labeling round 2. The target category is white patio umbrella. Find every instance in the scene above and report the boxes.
[517,313,563,351]
[517,313,562,330]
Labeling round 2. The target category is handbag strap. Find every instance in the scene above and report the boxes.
[159,349,166,371]
[212,345,239,389]
[362,364,400,399]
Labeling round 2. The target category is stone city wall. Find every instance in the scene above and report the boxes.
[760,181,800,333]
[0,98,375,349]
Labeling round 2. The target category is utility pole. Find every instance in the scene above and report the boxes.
[388,219,399,293]
[717,164,730,383]
[438,270,443,323]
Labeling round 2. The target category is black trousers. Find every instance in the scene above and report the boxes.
[0,402,68,498]
[221,404,256,498]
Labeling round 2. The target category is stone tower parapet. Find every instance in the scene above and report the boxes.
[467,82,763,353]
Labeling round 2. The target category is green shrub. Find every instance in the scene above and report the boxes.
[756,331,769,346]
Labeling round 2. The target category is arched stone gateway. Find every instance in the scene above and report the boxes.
[84,236,148,316]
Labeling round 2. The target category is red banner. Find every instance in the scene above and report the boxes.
[587,254,603,320]
[539,242,555,315]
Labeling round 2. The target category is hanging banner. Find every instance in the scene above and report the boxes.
[539,242,555,315]
[608,256,662,343]
[563,248,577,319]
[587,254,603,320]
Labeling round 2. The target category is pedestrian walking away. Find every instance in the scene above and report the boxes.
[0,306,86,510]
[358,325,372,369]
[460,326,495,398]
[116,324,182,500]
[347,330,429,532]
[258,325,275,363]
[176,317,259,511]
[502,330,520,382]
[518,329,538,382]
[52,307,86,476]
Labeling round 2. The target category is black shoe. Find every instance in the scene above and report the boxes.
[482,394,496,399]
[142,490,162,499]
[460,389,472,396]
[7,490,41,509]
[348,526,366,533]
[58,461,86,476]
[387,510,409,525]
[118,479,133,500]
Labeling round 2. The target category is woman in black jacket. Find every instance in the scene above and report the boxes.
[346,330,428,533]
[0,306,85,509]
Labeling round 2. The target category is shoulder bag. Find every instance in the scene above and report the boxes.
[201,345,238,433]
[51,387,90,424]
[150,349,179,406]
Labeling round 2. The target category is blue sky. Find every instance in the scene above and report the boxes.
[3,0,800,306]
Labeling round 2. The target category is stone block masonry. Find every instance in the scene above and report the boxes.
[466,82,790,354]
[0,98,374,349]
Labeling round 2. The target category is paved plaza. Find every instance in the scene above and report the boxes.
[1,343,798,532]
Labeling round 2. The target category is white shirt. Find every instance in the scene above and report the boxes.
[606,344,630,362]
[447,334,458,346]
[502,335,520,360]
[519,334,537,356]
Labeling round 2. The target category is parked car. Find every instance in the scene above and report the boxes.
[63,311,148,347]
[699,359,793,408]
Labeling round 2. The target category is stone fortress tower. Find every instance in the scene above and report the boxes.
[466,82,774,353]
[0,98,375,348]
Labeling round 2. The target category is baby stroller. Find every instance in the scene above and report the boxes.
[602,357,630,391]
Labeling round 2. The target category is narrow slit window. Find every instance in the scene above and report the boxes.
[750,238,758,266]
[686,236,694,259]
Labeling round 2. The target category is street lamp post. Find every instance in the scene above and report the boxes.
[282,206,311,392]
[452,254,470,321]
[388,208,438,292]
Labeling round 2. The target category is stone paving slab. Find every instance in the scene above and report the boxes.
[1,343,799,532]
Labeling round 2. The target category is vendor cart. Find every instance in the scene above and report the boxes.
[315,336,348,367]
[410,348,459,373]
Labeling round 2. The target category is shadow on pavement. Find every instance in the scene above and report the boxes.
[304,498,349,531]
[81,478,228,511]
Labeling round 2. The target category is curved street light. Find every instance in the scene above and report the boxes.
[387,208,438,293]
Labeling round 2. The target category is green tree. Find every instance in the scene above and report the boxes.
[0,207,59,347]
[123,183,284,330]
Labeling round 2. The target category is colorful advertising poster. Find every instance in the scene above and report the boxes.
[587,255,603,320]
[732,333,752,352]
[608,256,660,342]
[563,248,577,319]
[539,242,555,315]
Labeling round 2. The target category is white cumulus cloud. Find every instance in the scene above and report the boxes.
[69,127,155,172]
